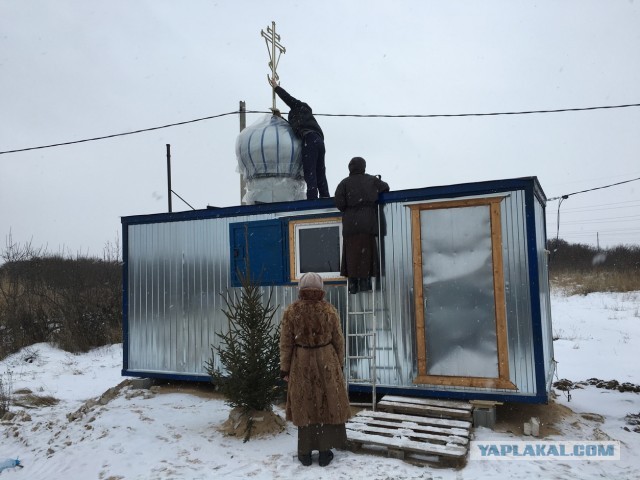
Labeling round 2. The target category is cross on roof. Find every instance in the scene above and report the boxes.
[261,21,286,111]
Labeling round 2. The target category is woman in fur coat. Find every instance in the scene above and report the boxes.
[279,272,351,467]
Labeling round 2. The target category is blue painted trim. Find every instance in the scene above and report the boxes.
[379,176,538,205]
[122,198,338,226]
[283,225,291,282]
[121,368,548,404]
[532,177,547,205]
[121,177,541,227]
[524,184,548,397]
[348,384,549,404]
[121,223,129,372]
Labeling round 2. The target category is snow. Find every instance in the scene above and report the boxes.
[2,291,639,479]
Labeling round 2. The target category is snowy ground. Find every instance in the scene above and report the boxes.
[1,291,639,479]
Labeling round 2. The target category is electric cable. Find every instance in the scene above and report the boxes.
[0,111,239,155]
[549,177,640,247]
[547,177,640,201]
[1,102,639,156]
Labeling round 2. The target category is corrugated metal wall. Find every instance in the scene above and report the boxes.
[125,185,548,398]
[534,198,556,389]
[126,212,347,377]
[375,191,539,395]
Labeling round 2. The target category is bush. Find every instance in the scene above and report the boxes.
[548,238,640,293]
[0,235,122,358]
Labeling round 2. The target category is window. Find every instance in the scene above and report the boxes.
[409,197,515,390]
[288,217,343,282]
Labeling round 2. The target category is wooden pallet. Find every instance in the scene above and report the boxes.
[377,395,473,420]
[345,406,472,467]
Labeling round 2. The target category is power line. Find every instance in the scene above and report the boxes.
[549,176,640,244]
[554,215,640,225]
[0,111,239,155]
[1,102,640,156]
[310,103,640,118]
[560,228,640,235]
[547,177,640,201]
[546,201,640,214]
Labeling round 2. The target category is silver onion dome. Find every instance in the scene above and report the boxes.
[236,114,305,204]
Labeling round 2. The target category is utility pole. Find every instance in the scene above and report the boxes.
[239,101,247,205]
[166,144,172,213]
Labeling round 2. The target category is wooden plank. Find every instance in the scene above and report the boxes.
[413,373,517,389]
[378,400,472,418]
[346,422,469,446]
[348,415,469,438]
[410,206,427,377]
[490,200,512,388]
[356,409,471,429]
[377,400,472,419]
[347,430,467,458]
[470,400,503,407]
[381,395,473,411]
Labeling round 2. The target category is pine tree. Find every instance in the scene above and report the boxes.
[204,271,283,441]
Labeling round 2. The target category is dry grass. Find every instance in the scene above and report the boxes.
[550,269,640,296]
[12,393,59,409]
[0,372,11,415]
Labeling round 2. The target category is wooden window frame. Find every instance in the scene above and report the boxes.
[288,216,344,282]
[410,197,516,390]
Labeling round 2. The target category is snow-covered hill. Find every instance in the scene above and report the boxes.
[1,291,639,479]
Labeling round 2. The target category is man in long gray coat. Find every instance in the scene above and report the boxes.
[334,157,390,294]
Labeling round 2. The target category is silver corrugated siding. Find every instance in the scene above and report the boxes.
[126,211,346,377]
[376,191,538,395]
[126,187,545,398]
[534,198,555,391]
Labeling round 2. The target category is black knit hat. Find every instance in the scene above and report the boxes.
[348,157,366,174]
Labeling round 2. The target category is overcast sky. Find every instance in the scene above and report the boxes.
[1,0,639,260]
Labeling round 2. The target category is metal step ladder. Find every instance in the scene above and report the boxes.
[345,278,377,410]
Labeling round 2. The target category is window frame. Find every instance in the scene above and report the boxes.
[288,216,344,283]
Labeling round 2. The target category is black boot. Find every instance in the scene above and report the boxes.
[359,277,372,292]
[319,450,334,467]
[298,452,312,466]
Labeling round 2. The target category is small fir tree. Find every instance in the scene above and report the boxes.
[205,270,283,441]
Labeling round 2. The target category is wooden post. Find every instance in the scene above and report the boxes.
[166,144,172,213]
[239,101,247,205]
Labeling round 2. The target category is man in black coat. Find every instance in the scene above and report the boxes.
[269,78,329,200]
[334,157,390,293]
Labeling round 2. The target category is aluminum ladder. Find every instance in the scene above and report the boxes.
[345,278,377,410]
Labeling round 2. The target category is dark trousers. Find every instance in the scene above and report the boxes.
[302,132,329,199]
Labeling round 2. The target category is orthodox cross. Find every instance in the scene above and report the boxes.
[261,21,286,111]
